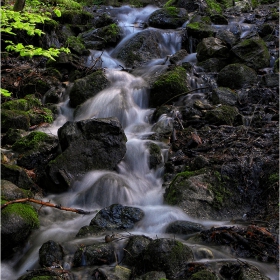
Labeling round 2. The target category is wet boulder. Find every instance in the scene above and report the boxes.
[135,238,193,278]
[113,29,162,68]
[164,172,216,219]
[217,63,257,89]
[146,142,163,169]
[220,262,270,280]
[73,243,115,267]
[205,105,239,125]
[69,70,109,108]
[89,204,144,230]
[216,29,238,48]
[176,0,199,12]
[39,240,64,267]
[196,37,229,62]
[150,66,191,107]
[169,49,189,65]
[1,180,30,201]
[1,163,38,191]
[12,131,59,170]
[231,37,270,70]
[165,220,205,235]
[17,268,73,280]
[2,128,27,146]
[197,57,227,72]
[186,21,215,40]
[148,7,189,29]
[211,87,238,106]
[81,23,122,50]
[1,202,39,259]
[135,271,167,280]
[46,117,127,192]
[122,235,153,266]
[1,94,53,132]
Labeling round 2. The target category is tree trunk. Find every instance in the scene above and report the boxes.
[13,0,26,11]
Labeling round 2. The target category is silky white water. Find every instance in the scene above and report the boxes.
[1,6,278,280]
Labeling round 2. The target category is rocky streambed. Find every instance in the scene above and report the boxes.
[1,0,279,279]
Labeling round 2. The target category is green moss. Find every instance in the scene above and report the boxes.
[106,23,120,36]
[190,270,216,280]
[274,58,279,73]
[1,99,29,111]
[165,168,205,205]
[205,0,222,14]
[2,203,39,229]
[164,7,179,16]
[66,36,86,54]
[12,131,51,153]
[30,276,57,280]
[205,105,239,125]
[251,0,259,8]
[187,22,202,30]
[268,173,279,185]
[209,171,231,209]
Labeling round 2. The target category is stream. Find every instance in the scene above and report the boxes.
[1,5,279,280]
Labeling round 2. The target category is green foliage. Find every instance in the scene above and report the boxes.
[163,0,176,7]
[5,41,70,60]
[1,7,51,36]
[0,88,12,97]
[1,5,70,60]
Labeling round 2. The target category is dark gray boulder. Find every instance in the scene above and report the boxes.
[148,8,189,29]
[69,70,109,108]
[90,204,144,230]
[112,29,163,68]
[196,37,229,62]
[45,117,127,192]
[1,202,39,259]
[135,238,193,278]
[217,63,257,89]
[231,37,270,70]
[73,243,115,267]
[122,235,153,266]
[1,180,29,201]
[165,220,205,235]
[39,240,64,267]
[211,87,238,106]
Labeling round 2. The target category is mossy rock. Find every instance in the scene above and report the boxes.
[150,66,190,107]
[1,163,38,190]
[186,21,215,40]
[1,202,39,259]
[1,95,41,111]
[113,29,162,68]
[205,0,223,14]
[231,37,270,70]
[148,7,189,29]
[136,238,193,278]
[196,37,229,62]
[56,10,93,25]
[197,57,227,72]
[81,23,122,50]
[66,35,88,55]
[217,63,257,89]
[1,180,31,201]
[205,105,239,125]
[2,128,27,146]
[1,109,30,132]
[189,270,217,280]
[147,142,163,169]
[12,131,59,170]
[69,70,109,107]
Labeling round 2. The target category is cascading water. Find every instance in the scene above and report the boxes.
[1,5,278,280]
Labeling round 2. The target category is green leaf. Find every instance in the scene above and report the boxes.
[1,88,12,97]
[53,9,61,17]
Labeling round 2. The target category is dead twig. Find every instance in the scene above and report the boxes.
[1,198,91,215]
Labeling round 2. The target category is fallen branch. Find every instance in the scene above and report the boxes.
[1,198,91,215]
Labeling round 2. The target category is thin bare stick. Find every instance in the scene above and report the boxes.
[1,198,91,215]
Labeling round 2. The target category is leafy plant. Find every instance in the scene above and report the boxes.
[1,5,70,60]
[0,88,12,97]
[5,41,70,60]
